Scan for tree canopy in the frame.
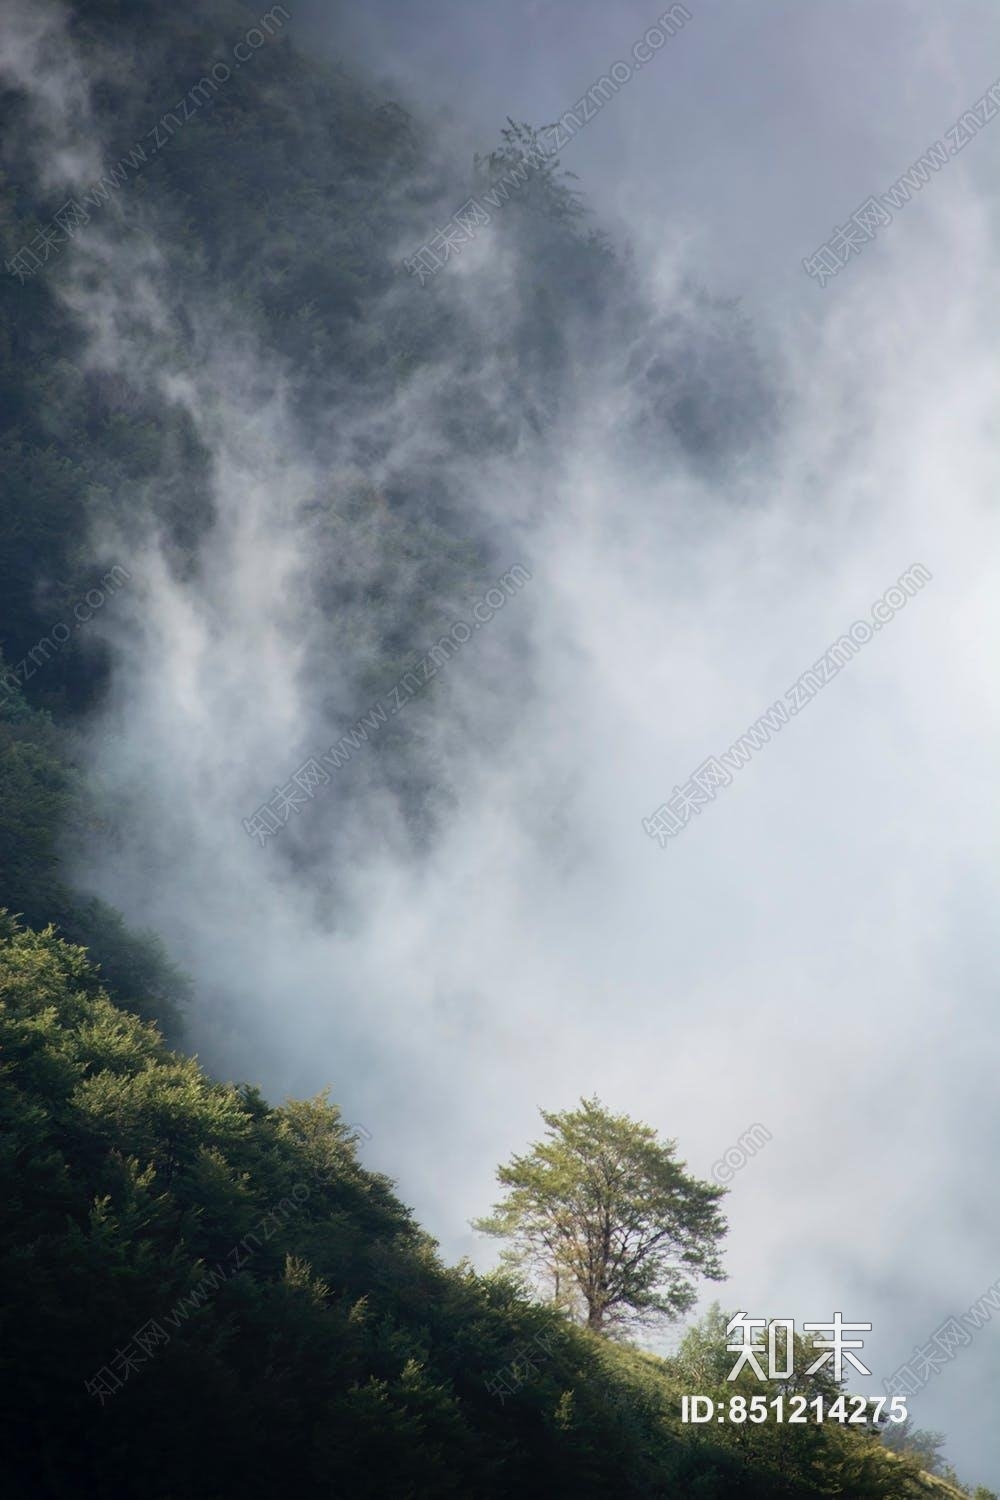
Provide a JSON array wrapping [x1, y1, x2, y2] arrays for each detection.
[[0, 0, 986, 1491], [474, 1095, 727, 1333], [0, 919, 971, 1498]]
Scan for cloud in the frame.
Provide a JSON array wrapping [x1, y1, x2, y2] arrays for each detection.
[[8, 0, 999, 1484]]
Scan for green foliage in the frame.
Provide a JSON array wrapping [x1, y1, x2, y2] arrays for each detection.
[[0, 663, 189, 1035], [474, 118, 588, 229], [881, 1417, 947, 1472], [475, 1095, 727, 1333], [0, 0, 977, 1492], [670, 1306, 931, 1499], [0, 921, 957, 1499]]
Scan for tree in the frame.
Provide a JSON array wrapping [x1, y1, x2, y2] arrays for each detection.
[[473, 119, 586, 229], [474, 1096, 727, 1335], [880, 1418, 947, 1473]]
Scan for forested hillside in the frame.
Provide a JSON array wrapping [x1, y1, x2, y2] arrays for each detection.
[[0, 0, 988, 1495], [0, 919, 970, 1497]]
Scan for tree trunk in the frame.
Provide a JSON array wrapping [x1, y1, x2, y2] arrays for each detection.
[[587, 1300, 605, 1332]]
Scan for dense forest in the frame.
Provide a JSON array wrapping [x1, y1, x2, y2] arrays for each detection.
[[0, 0, 991, 1494]]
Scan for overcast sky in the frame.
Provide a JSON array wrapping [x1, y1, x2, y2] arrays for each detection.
[[301, 0, 1000, 318], [9, 0, 997, 1483], [273, 6, 1000, 1476]]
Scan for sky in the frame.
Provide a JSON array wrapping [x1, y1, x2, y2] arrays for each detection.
[[4, 0, 998, 1484], [288, 5, 1000, 1474], [303, 0, 1000, 317]]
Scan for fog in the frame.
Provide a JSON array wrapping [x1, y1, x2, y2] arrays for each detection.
[[5, 0, 998, 1482]]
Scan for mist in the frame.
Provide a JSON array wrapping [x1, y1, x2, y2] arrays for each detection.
[[4, 0, 998, 1483]]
